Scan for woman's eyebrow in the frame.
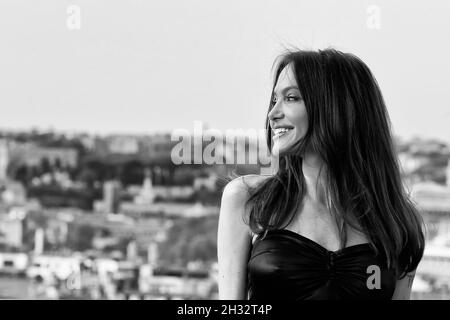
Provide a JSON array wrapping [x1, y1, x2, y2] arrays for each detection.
[[282, 86, 300, 93], [274, 85, 300, 95]]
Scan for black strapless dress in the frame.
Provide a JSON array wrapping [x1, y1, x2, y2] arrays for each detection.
[[247, 229, 397, 300]]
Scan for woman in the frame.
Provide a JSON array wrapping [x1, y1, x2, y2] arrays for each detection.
[[217, 49, 425, 300]]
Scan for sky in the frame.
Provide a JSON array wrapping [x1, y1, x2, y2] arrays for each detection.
[[0, 0, 449, 142]]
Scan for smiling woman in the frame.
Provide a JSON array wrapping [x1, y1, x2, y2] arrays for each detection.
[[217, 48, 425, 300], [269, 67, 308, 155]]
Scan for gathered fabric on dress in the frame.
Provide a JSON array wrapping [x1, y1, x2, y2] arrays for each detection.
[[247, 229, 397, 300]]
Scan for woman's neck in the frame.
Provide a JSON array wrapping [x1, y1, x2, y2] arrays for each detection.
[[302, 151, 327, 206]]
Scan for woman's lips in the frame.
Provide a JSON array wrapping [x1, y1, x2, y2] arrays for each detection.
[[273, 128, 293, 139]]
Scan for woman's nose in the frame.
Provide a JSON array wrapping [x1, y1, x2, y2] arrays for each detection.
[[268, 101, 284, 121]]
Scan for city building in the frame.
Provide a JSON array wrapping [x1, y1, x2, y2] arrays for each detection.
[[0, 210, 26, 248], [1, 180, 27, 205], [138, 264, 217, 299], [94, 180, 121, 214], [26, 253, 83, 282], [9, 141, 78, 168], [193, 174, 218, 192], [107, 136, 139, 155], [0, 139, 9, 181], [0, 252, 28, 275], [411, 181, 450, 238], [409, 162, 450, 297], [134, 169, 155, 205]]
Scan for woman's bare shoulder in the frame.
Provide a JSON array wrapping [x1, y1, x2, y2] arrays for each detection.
[[241, 174, 272, 187], [220, 175, 271, 237], [223, 174, 271, 195], [220, 174, 267, 218], [218, 175, 271, 299]]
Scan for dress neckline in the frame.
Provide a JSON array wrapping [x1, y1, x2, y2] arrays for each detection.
[[256, 228, 373, 255]]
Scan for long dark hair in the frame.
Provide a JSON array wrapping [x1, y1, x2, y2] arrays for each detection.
[[242, 48, 425, 279]]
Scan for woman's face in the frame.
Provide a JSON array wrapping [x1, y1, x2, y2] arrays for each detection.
[[268, 63, 308, 156]]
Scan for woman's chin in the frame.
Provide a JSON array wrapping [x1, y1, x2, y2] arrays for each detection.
[[272, 142, 293, 156]]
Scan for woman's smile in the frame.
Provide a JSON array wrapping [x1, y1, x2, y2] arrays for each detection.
[[273, 128, 293, 139]]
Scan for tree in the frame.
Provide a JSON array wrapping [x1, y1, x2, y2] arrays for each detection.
[[14, 164, 29, 185], [67, 223, 96, 251], [120, 160, 144, 186], [158, 216, 218, 266], [78, 168, 98, 189], [40, 157, 52, 174]]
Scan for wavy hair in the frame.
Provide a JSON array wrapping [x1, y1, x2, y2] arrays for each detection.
[[241, 49, 425, 279]]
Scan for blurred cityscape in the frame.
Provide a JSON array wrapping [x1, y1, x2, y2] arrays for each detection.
[[0, 129, 449, 299]]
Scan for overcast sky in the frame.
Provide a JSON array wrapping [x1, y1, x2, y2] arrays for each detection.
[[1, 0, 449, 142]]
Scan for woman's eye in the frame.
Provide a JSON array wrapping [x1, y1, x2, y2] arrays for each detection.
[[286, 95, 300, 102]]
